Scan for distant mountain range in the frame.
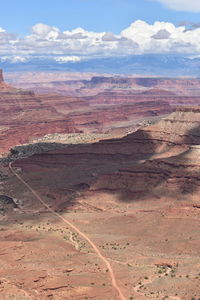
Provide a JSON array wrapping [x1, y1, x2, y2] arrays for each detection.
[[1, 54, 200, 76]]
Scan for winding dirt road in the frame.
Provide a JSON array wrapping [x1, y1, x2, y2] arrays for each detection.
[[133, 266, 181, 300], [9, 162, 127, 300]]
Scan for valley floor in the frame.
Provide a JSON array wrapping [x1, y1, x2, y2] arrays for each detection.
[[0, 181, 200, 299]]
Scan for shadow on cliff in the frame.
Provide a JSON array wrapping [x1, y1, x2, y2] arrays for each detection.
[[2, 122, 200, 219], [1, 129, 161, 215], [182, 123, 200, 145], [110, 123, 200, 203]]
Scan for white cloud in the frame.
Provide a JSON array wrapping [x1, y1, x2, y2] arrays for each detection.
[[102, 32, 119, 42], [54, 56, 81, 63], [1, 21, 200, 62], [120, 20, 200, 54], [0, 55, 28, 63], [152, 29, 171, 39], [152, 0, 200, 12], [32, 23, 60, 39]]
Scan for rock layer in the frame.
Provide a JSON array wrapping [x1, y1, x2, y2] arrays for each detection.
[[0, 70, 78, 153], [91, 107, 200, 198], [7, 105, 200, 204], [1, 73, 200, 300], [0, 70, 177, 153]]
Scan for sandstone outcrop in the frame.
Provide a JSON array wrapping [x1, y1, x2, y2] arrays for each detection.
[[92, 145, 200, 198], [90, 107, 200, 198], [83, 76, 200, 97], [0, 70, 78, 153], [1, 69, 200, 200], [8, 105, 200, 203], [1, 72, 200, 300], [7, 71, 200, 99], [0, 70, 177, 153]]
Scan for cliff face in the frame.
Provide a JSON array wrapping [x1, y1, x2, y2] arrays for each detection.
[[70, 106, 198, 157], [0, 71, 78, 153], [2, 68, 197, 155], [92, 145, 200, 199], [0, 70, 176, 153], [66, 100, 172, 133], [4, 71, 200, 139], [137, 106, 200, 145], [7, 72, 200, 99], [6, 104, 200, 215], [2, 72, 200, 300], [42, 106, 199, 158], [90, 107, 200, 198], [80, 76, 200, 98], [10, 110, 200, 209]]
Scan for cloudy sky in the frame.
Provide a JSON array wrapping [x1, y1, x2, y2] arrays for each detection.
[[1, 0, 200, 62]]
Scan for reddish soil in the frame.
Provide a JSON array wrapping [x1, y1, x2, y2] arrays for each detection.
[[0, 70, 200, 299], [0, 105, 200, 299]]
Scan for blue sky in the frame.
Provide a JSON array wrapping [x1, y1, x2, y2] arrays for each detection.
[[1, 0, 200, 35]]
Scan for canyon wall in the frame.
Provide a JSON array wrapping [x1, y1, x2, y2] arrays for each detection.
[[0, 70, 177, 153], [90, 107, 200, 198], [0, 71, 79, 153]]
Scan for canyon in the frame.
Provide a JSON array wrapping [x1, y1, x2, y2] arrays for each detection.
[[0, 69, 177, 153], [0, 70, 200, 299], [6, 72, 200, 97], [2, 70, 200, 154]]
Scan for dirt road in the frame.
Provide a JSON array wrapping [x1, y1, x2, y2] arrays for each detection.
[[9, 162, 127, 300]]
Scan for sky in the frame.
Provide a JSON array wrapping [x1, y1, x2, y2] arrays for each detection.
[[1, 0, 200, 62], [1, 0, 200, 35]]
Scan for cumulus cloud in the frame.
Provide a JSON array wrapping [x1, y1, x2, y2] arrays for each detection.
[[151, 0, 200, 12], [1, 21, 200, 62], [102, 32, 119, 42], [152, 29, 171, 39], [32, 24, 54, 36], [120, 20, 200, 54]]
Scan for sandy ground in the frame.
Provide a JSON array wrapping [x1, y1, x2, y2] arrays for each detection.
[[0, 138, 199, 299], [1, 186, 200, 300]]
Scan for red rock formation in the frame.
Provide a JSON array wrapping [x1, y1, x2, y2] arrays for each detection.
[[86, 91, 200, 107], [89, 107, 200, 198], [2, 72, 200, 300], [0, 71, 79, 153], [10, 105, 200, 206], [92, 145, 200, 199], [2, 69, 200, 155], [66, 100, 172, 133], [85, 76, 200, 97], [7, 72, 200, 98]]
